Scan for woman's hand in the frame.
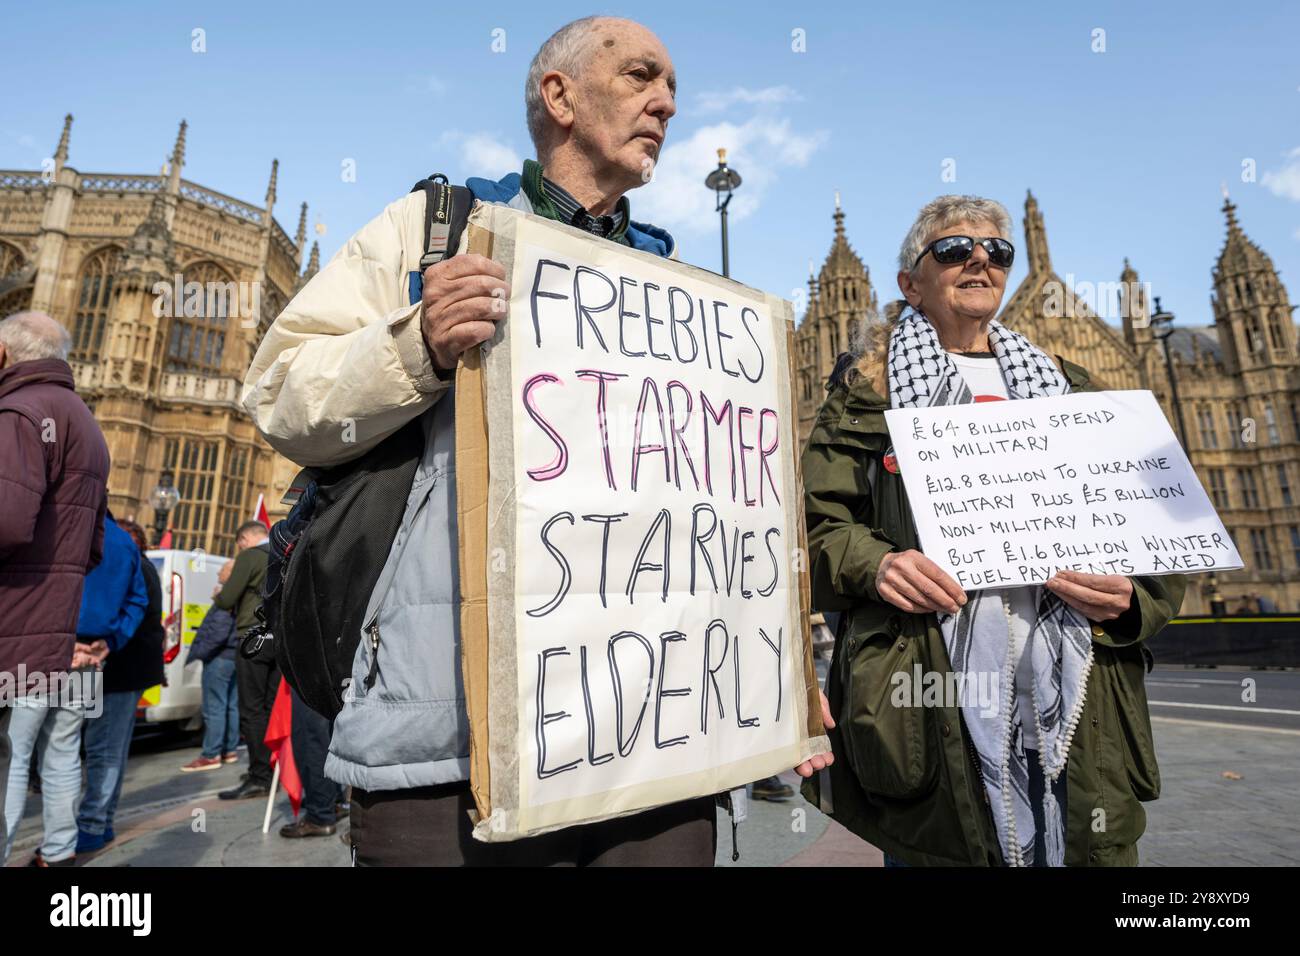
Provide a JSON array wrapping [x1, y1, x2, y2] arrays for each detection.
[[876, 550, 967, 615], [1045, 569, 1134, 622], [794, 690, 836, 779]]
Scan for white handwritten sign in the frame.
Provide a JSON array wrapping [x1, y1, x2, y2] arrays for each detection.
[[883, 390, 1243, 591], [459, 204, 827, 841]]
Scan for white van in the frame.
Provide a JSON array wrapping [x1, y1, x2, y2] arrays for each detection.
[[138, 549, 233, 728]]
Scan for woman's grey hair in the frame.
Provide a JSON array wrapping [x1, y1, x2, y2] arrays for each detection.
[[525, 16, 620, 153], [0, 311, 72, 362], [897, 195, 1012, 275]]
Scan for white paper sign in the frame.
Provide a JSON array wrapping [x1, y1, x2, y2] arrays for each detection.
[[883, 389, 1243, 591], [477, 209, 824, 837]]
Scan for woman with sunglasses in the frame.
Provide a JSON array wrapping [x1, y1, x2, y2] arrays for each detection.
[[794, 195, 1184, 866]]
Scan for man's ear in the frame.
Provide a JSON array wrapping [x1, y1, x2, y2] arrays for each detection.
[[897, 270, 923, 309], [0, 343, 7, 370], [540, 70, 576, 135]]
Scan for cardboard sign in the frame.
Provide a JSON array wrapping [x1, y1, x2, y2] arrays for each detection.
[[456, 204, 827, 842], [883, 389, 1243, 590]]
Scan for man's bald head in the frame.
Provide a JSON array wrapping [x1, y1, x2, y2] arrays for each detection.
[[525, 17, 676, 194], [0, 311, 72, 369]]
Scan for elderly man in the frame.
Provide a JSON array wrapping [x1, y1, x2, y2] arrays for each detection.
[[243, 17, 715, 866], [6, 510, 145, 865], [0, 311, 110, 862]]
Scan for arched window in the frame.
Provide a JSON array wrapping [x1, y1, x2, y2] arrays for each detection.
[[166, 261, 234, 375], [0, 240, 25, 282], [0, 241, 32, 317], [1269, 310, 1286, 350], [69, 246, 121, 363], [161, 436, 219, 553]]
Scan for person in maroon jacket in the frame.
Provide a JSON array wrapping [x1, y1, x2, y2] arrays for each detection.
[[0, 311, 110, 848]]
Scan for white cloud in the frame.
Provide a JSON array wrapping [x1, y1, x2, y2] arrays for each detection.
[[461, 134, 523, 178], [696, 85, 802, 113], [634, 116, 828, 236], [436, 131, 523, 180], [1262, 146, 1300, 201]]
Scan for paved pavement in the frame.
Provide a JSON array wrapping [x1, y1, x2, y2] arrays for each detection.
[[4, 665, 1295, 867], [1140, 665, 1300, 866]]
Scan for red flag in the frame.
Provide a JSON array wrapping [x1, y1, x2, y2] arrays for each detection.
[[253, 493, 270, 532], [264, 678, 302, 815], [158, 530, 173, 549]]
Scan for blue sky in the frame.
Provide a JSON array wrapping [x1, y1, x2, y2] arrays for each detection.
[[4, 1, 1298, 331]]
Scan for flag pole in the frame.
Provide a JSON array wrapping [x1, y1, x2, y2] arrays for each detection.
[[262, 760, 281, 835]]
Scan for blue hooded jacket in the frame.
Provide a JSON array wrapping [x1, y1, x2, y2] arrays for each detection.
[[76, 515, 148, 653], [464, 171, 675, 257]]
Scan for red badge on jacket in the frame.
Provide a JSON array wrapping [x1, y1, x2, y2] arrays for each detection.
[[883, 448, 899, 474]]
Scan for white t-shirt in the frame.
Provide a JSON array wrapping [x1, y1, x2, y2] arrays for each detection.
[[950, 352, 1040, 749]]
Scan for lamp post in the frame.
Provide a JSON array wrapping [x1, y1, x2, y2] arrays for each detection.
[[148, 470, 180, 547], [1148, 297, 1191, 451], [704, 147, 792, 803], [704, 148, 741, 279], [1150, 298, 1223, 613]]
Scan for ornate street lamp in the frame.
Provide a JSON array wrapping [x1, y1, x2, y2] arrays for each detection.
[[148, 470, 180, 547], [704, 148, 742, 279], [1148, 297, 1191, 451]]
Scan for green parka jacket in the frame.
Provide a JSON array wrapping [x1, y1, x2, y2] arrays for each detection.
[[800, 355, 1186, 866]]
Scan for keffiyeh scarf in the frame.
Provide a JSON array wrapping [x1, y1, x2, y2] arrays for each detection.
[[887, 305, 1094, 867]]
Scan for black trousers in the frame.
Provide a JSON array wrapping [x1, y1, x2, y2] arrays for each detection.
[[1025, 748, 1068, 867], [235, 652, 280, 787], [349, 782, 717, 867], [289, 686, 341, 825]]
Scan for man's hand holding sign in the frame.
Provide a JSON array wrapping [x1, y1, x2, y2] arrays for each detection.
[[421, 254, 509, 373]]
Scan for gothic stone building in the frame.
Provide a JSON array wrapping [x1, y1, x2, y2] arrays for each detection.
[[0, 116, 319, 556], [794, 192, 1299, 615]]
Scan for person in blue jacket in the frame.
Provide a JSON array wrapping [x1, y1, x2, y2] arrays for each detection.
[[76, 518, 163, 854]]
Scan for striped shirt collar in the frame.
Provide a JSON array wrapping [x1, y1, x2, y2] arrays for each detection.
[[541, 175, 627, 239]]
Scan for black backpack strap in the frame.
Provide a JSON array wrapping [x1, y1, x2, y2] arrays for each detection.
[[410, 173, 475, 270]]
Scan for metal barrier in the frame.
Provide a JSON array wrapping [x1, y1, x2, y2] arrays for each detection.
[[1151, 616, 1300, 668]]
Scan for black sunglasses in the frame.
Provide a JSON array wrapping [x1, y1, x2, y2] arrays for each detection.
[[913, 235, 1015, 271]]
